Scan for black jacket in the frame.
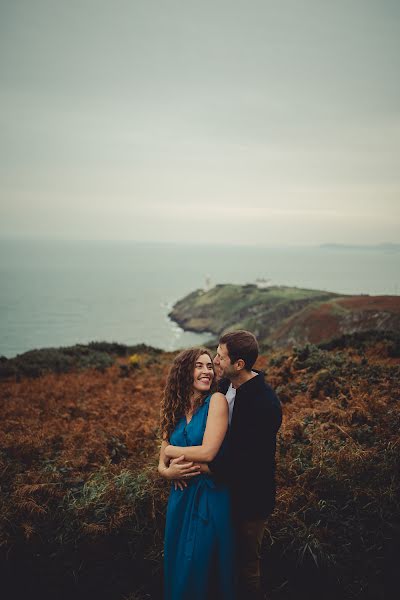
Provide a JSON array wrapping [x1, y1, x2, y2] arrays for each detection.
[[209, 371, 282, 520]]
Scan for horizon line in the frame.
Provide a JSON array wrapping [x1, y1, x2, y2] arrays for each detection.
[[0, 236, 399, 249]]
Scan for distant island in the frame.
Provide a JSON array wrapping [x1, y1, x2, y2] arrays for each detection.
[[169, 284, 400, 349], [319, 242, 400, 252]]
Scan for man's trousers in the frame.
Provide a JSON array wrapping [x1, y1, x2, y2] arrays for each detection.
[[236, 518, 267, 600]]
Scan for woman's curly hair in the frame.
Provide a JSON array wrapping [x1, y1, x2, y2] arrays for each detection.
[[160, 347, 216, 440]]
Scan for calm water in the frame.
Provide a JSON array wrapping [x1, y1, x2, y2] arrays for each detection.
[[0, 239, 399, 358]]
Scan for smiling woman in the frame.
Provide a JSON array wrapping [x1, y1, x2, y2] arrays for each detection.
[[158, 347, 235, 600], [192, 353, 215, 399]]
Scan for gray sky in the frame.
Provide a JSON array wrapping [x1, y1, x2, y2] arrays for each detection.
[[1, 0, 399, 245]]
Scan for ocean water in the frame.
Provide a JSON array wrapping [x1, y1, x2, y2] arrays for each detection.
[[0, 239, 399, 358]]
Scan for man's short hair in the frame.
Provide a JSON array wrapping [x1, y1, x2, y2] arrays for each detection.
[[219, 330, 259, 371]]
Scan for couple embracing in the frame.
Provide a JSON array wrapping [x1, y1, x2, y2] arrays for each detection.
[[158, 330, 283, 600]]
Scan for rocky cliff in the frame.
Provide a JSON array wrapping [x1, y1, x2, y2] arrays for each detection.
[[169, 284, 400, 348]]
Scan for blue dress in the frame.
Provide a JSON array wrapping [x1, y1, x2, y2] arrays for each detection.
[[164, 393, 236, 600]]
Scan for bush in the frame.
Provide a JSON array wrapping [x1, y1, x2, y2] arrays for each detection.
[[0, 345, 114, 380]]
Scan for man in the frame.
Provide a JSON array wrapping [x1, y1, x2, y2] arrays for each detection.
[[210, 330, 282, 600]]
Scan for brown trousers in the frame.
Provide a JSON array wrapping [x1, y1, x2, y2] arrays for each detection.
[[236, 518, 267, 600]]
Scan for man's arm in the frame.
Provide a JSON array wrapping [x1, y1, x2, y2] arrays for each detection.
[[207, 444, 229, 478], [209, 389, 282, 481], [230, 393, 282, 483]]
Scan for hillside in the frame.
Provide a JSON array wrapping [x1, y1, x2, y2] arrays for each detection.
[[169, 284, 400, 348], [0, 334, 399, 599]]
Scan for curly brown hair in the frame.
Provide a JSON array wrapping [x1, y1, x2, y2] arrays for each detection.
[[160, 347, 216, 440]]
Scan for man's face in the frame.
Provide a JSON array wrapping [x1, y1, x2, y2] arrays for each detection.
[[213, 343, 235, 380]]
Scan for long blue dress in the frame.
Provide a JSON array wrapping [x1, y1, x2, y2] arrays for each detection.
[[164, 393, 236, 600]]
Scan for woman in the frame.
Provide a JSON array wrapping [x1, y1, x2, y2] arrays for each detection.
[[158, 347, 235, 600]]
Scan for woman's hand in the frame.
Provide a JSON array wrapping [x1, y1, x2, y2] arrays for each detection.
[[167, 455, 201, 481]]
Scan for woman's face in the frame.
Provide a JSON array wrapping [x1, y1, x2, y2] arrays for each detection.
[[192, 353, 214, 393]]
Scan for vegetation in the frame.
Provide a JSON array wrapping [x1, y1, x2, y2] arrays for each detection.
[[0, 332, 399, 599], [0, 342, 163, 380]]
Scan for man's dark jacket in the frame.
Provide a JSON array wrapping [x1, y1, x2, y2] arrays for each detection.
[[209, 371, 282, 521]]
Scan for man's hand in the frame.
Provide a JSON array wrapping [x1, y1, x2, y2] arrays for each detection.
[[174, 479, 187, 491]]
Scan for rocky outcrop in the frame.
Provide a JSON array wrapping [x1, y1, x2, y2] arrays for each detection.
[[169, 284, 400, 349]]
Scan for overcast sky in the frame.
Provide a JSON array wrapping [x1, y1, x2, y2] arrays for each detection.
[[0, 0, 399, 246]]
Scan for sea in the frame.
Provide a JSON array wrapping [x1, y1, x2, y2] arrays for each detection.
[[0, 239, 399, 359]]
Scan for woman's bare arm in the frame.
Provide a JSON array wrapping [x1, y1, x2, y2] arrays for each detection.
[[158, 439, 201, 481], [165, 393, 228, 463]]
